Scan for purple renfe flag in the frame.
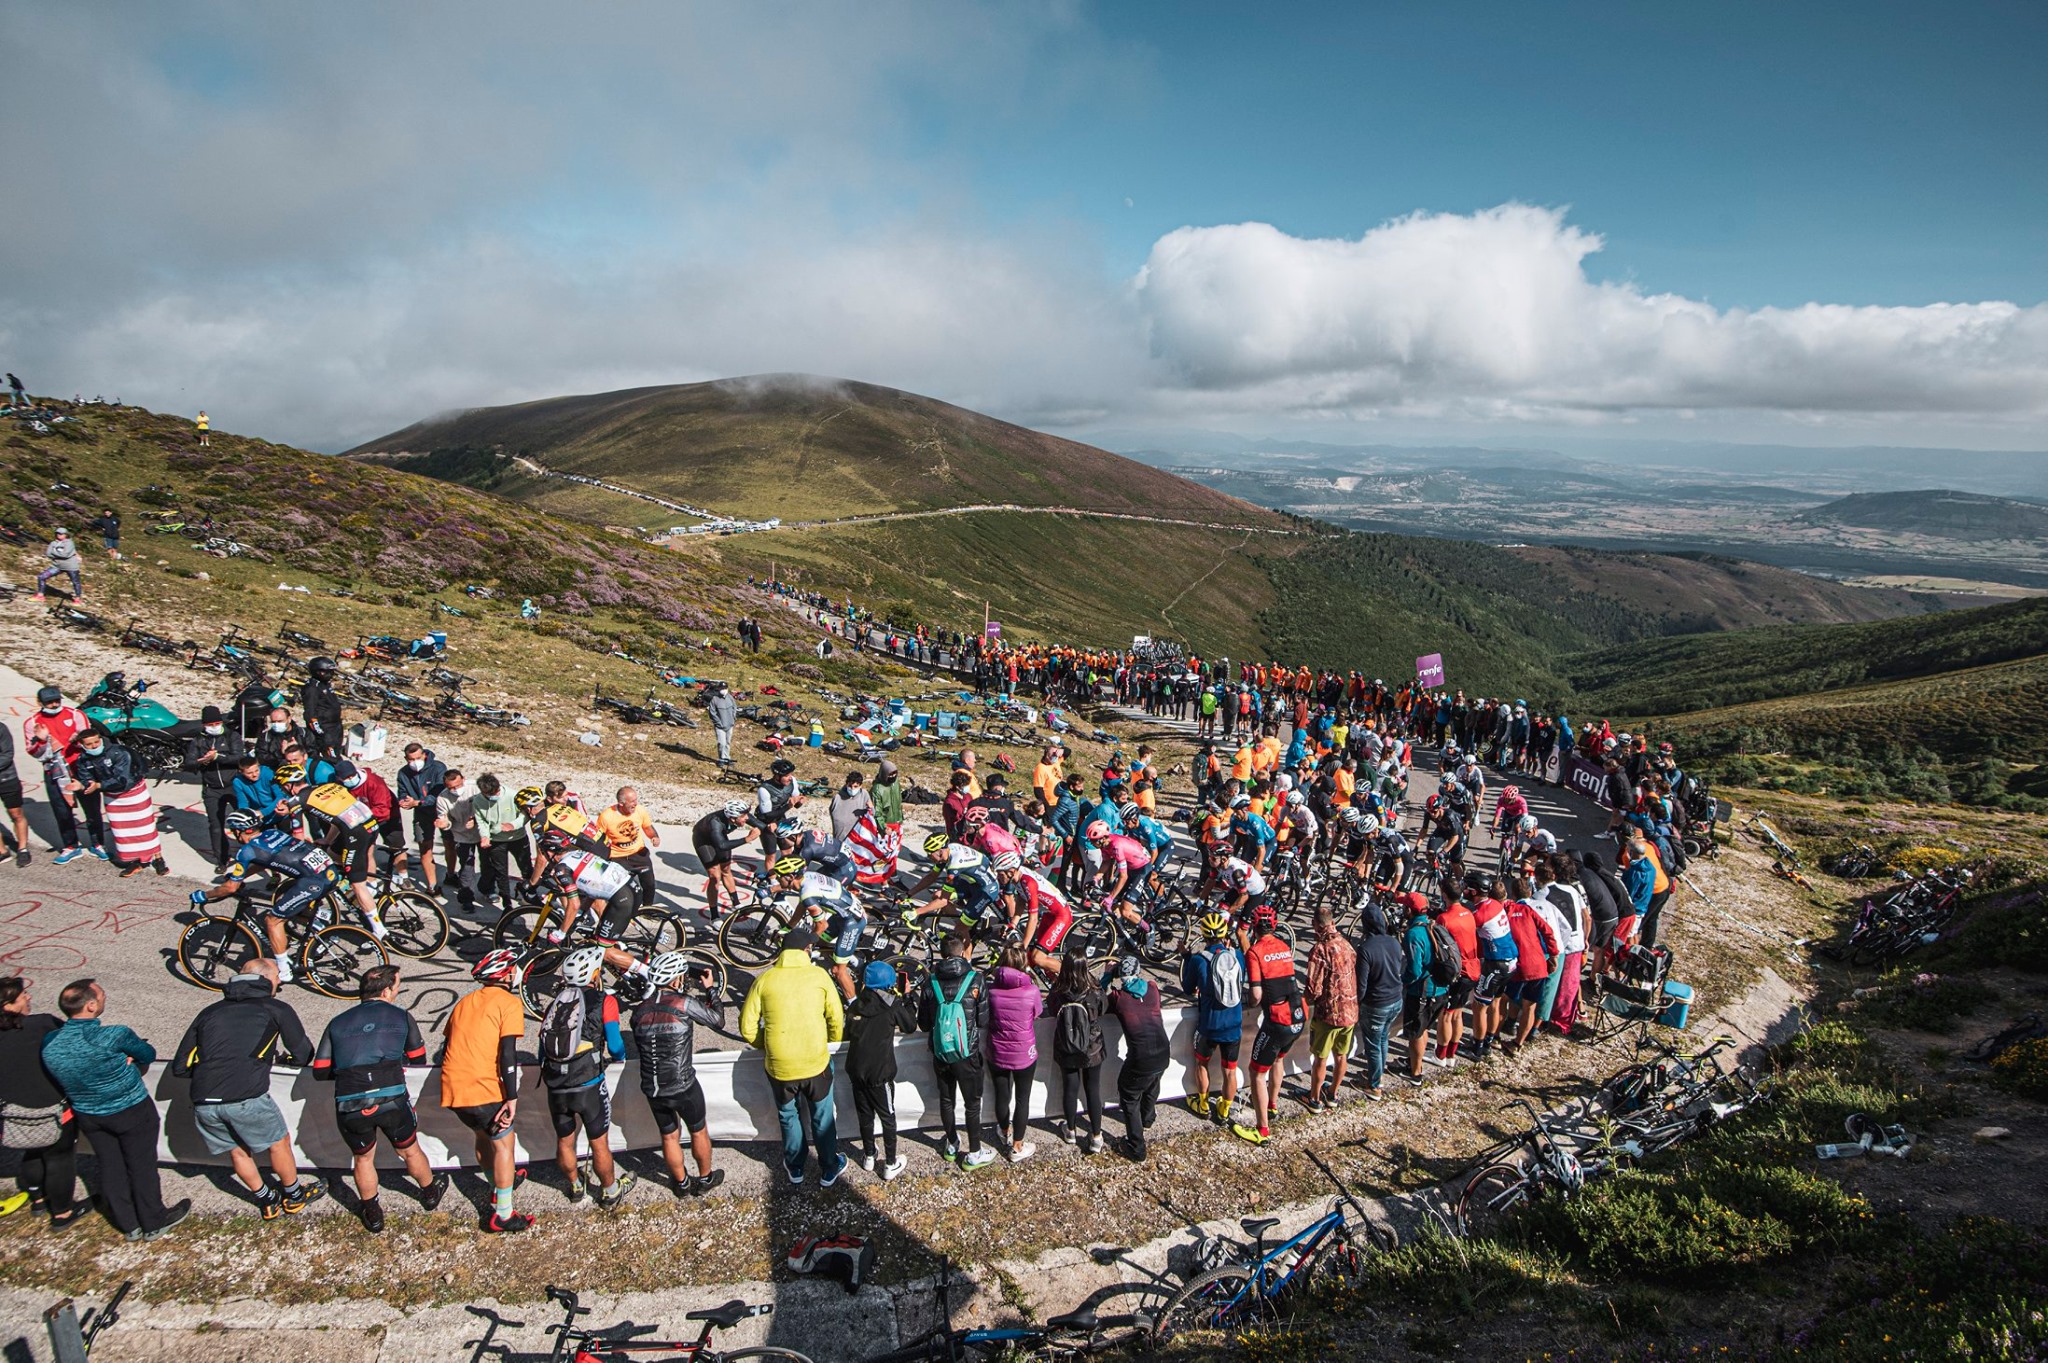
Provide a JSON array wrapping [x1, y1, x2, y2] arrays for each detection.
[[1416, 653, 1446, 689]]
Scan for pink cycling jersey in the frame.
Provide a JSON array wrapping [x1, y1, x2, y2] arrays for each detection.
[[1103, 833, 1151, 872]]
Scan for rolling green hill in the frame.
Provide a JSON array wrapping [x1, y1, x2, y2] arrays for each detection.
[[1796, 488, 2048, 539], [1562, 595, 2048, 717], [348, 375, 1286, 528]]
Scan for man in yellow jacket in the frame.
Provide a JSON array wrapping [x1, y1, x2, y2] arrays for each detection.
[[739, 926, 847, 1187]]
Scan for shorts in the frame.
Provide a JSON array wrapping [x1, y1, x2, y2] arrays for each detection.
[[340, 829, 376, 884], [1512, 977, 1550, 1005], [1401, 992, 1444, 1039], [452, 1102, 514, 1138], [336, 1097, 419, 1155], [1310, 1019, 1355, 1058], [1474, 960, 1515, 1003], [1193, 1032, 1241, 1065], [271, 871, 338, 919], [1442, 976, 1476, 1010], [693, 839, 731, 871], [410, 808, 438, 851], [0, 777, 21, 813], [377, 818, 407, 854], [1032, 902, 1073, 954], [547, 1082, 612, 1139], [193, 1094, 290, 1156], [826, 909, 867, 965], [646, 1082, 708, 1136], [1251, 1021, 1303, 1072]]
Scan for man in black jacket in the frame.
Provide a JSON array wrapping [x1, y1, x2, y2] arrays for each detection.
[[393, 744, 447, 893], [171, 958, 326, 1218], [846, 959, 917, 1179], [254, 707, 312, 769], [916, 936, 994, 1169], [300, 657, 344, 758], [630, 952, 727, 1197], [185, 705, 246, 871]]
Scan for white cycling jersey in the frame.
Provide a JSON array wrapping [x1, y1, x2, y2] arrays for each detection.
[[556, 849, 632, 901]]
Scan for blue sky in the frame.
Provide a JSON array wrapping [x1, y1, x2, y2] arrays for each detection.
[[1, 1, 2043, 450]]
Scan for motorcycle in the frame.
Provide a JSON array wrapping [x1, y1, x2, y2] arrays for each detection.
[[82, 672, 199, 774]]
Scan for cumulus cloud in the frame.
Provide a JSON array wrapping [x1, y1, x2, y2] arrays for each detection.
[[1133, 205, 2048, 420]]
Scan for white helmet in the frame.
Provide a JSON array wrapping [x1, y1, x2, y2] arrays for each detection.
[[992, 851, 1022, 873], [1518, 813, 1539, 834], [646, 951, 696, 989], [1286, 789, 1306, 807], [722, 798, 747, 821], [559, 946, 606, 988]]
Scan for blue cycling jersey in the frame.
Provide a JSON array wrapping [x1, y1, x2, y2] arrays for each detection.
[[1234, 812, 1277, 849], [1134, 815, 1175, 857], [232, 829, 335, 881]]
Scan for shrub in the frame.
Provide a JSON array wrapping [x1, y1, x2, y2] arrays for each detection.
[[1865, 974, 1995, 1033], [1991, 1037, 2048, 1101], [1891, 845, 1966, 877]]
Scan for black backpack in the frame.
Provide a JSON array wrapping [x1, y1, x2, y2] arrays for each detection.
[[1424, 919, 1463, 989]]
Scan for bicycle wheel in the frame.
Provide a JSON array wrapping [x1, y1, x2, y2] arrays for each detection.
[[719, 1349, 816, 1363], [674, 947, 733, 1006], [1140, 905, 1190, 967], [1063, 910, 1116, 964], [1154, 1264, 1273, 1340], [1456, 1160, 1533, 1238], [379, 890, 449, 958], [177, 915, 263, 991], [492, 900, 559, 950], [616, 909, 684, 960], [300, 924, 388, 998], [719, 903, 790, 967], [521, 947, 566, 1019]]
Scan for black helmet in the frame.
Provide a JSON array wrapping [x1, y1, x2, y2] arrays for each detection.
[[307, 656, 338, 678], [770, 758, 797, 777]]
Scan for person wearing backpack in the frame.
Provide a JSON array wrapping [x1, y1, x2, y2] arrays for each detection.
[[1502, 876, 1561, 1052], [1399, 892, 1448, 1086], [1178, 912, 1245, 1127], [739, 925, 848, 1187], [1105, 955, 1169, 1161], [916, 934, 994, 1170], [844, 960, 916, 1181], [1046, 949, 1107, 1152], [1431, 889, 1481, 1063], [1304, 912, 1358, 1110], [1531, 855, 1588, 1035], [986, 944, 1044, 1163], [538, 947, 635, 1209]]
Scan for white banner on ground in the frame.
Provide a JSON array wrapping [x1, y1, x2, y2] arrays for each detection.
[[143, 1003, 1328, 1169]]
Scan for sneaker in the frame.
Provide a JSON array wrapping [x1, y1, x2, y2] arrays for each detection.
[[785, 1165, 805, 1186], [120, 861, 146, 878], [1402, 1072, 1426, 1087], [483, 1210, 534, 1234], [1084, 1134, 1106, 1155], [420, 1174, 450, 1212], [281, 1177, 326, 1213], [565, 1180, 586, 1203], [1231, 1123, 1269, 1146], [1366, 1087, 1385, 1102], [686, 1170, 726, 1198], [14, 849, 30, 867], [360, 1197, 386, 1233], [89, 846, 109, 861], [597, 1171, 638, 1209], [880, 1157, 907, 1182], [259, 1193, 285, 1221], [859, 1153, 876, 1173], [959, 1147, 996, 1170], [143, 1200, 192, 1240], [1008, 1142, 1036, 1163], [154, 859, 169, 876], [941, 1141, 960, 1164], [1299, 1094, 1325, 1113], [1053, 1120, 1073, 1144], [820, 1157, 848, 1189], [54, 848, 84, 865], [1188, 1093, 1211, 1119]]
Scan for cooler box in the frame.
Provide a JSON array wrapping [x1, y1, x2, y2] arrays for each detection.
[[1657, 980, 1694, 1030]]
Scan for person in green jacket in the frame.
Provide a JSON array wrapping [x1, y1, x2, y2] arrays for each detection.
[[739, 927, 847, 1187], [471, 774, 531, 918], [869, 760, 904, 832]]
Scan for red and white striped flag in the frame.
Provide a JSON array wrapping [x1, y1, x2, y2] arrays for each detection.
[[846, 810, 901, 886]]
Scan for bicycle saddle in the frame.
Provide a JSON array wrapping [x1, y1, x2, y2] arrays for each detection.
[[1239, 1216, 1281, 1238], [685, 1300, 756, 1329], [1046, 1307, 1099, 1332]]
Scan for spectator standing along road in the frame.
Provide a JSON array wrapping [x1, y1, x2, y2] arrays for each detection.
[[596, 786, 660, 908], [1106, 956, 1169, 1162], [739, 927, 847, 1186], [0, 719, 32, 867], [33, 528, 85, 600], [39, 979, 190, 1240], [0, 977, 81, 1227], [185, 706, 245, 872], [312, 963, 449, 1233], [844, 959, 915, 1180], [706, 682, 738, 766]]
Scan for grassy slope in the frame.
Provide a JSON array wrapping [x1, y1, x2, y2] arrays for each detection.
[[1511, 544, 1935, 630], [347, 376, 1287, 527], [1563, 595, 2048, 717]]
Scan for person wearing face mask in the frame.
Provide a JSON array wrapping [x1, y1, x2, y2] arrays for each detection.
[[435, 769, 479, 911], [25, 688, 104, 865], [300, 657, 344, 759], [231, 753, 292, 834], [253, 708, 310, 770], [67, 732, 165, 877], [393, 744, 446, 895], [185, 705, 247, 872]]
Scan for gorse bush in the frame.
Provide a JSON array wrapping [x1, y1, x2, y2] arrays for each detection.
[[1990, 1037, 2048, 1102]]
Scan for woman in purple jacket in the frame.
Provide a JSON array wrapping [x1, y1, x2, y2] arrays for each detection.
[[986, 945, 1043, 1162]]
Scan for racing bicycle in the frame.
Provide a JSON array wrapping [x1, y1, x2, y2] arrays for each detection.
[[176, 881, 388, 999], [535, 1285, 809, 1363]]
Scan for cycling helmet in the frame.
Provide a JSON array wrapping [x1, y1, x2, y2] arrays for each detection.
[[923, 832, 952, 856], [1250, 904, 1279, 931], [1228, 794, 1251, 810], [722, 799, 747, 821], [1285, 790, 1306, 808], [1199, 911, 1231, 940], [1084, 820, 1112, 845], [991, 851, 1022, 873], [1501, 785, 1521, 802], [472, 948, 527, 987], [1356, 813, 1385, 837], [773, 855, 807, 877], [646, 951, 695, 989], [539, 827, 574, 853], [515, 786, 544, 808], [1116, 801, 1141, 825], [274, 763, 307, 784], [1341, 806, 1369, 830], [1518, 814, 1539, 834], [559, 946, 606, 988], [307, 656, 338, 678], [963, 805, 990, 828], [769, 759, 797, 777], [224, 808, 263, 832]]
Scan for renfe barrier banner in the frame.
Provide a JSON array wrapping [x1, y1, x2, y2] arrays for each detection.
[[1416, 653, 1446, 689], [134, 1002, 1324, 1170], [1562, 753, 1616, 809]]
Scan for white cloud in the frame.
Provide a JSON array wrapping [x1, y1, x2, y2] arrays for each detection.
[[1133, 204, 2048, 421]]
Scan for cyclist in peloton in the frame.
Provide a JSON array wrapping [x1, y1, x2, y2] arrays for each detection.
[[1088, 819, 1153, 944], [278, 762, 387, 942], [526, 827, 654, 988], [1212, 853, 1271, 926], [989, 849, 1073, 976], [783, 825, 858, 886], [1120, 800, 1177, 895], [902, 832, 1007, 942], [1228, 794, 1278, 873], [190, 809, 342, 984], [768, 854, 867, 1000]]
